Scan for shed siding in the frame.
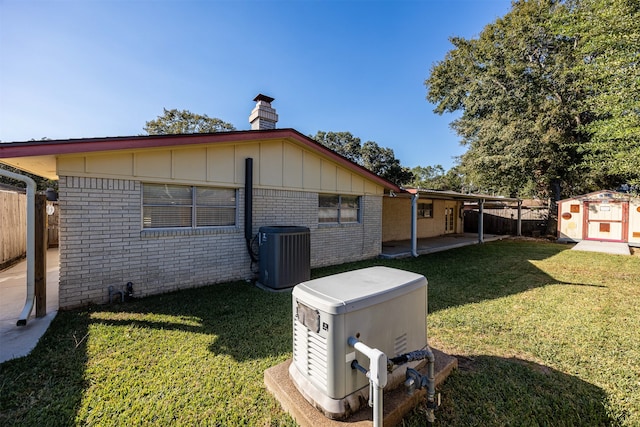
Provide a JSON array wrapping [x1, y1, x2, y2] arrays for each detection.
[[57, 176, 383, 309], [631, 199, 640, 245], [557, 199, 584, 241], [558, 191, 640, 245]]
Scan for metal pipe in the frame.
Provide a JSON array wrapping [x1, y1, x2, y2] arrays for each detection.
[[348, 336, 387, 427], [0, 169, 36, 326], [390, 346, 438, 425], [411, 193, 419, 257]]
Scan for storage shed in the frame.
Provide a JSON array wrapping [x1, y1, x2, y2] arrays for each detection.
[[557, 190, 640, 246]]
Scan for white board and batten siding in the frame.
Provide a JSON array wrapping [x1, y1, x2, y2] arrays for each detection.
[[557, 190, 640, 246]]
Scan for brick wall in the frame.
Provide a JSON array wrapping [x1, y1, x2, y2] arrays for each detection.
[[251, 188, 382, 267], [58, 177, 383, 308], [313, 194, 382, 267]]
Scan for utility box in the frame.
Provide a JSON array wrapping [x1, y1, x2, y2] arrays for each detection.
[[258, 226, 310, 289], [289, 266, 428, 419]]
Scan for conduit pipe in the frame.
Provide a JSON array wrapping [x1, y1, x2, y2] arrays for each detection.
[[0, 169, 36, 326], [348, 336, 387, 427], [411, 192, 419, 257]]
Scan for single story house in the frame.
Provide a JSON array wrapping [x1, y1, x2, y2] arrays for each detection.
[[1, 95, 522, 309], [557, 190, 640, 246], [0, 96, 407, 309]]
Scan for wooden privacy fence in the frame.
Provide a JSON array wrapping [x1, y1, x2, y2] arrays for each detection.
[[464, 207, 549, 237], [1, 190, 27, 268], [0, 190, 59, 269]]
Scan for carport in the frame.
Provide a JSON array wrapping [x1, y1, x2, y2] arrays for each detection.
[[383, 189, 522, 258]]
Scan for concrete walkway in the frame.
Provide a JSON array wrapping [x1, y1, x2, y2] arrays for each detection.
[[571, 240, 631, 256], [381, 233, 507, 259], [0, 249, 59, 364]]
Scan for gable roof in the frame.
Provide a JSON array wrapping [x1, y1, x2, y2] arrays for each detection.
[[0, 128, 401, 192], [558, 190, 636, 203]]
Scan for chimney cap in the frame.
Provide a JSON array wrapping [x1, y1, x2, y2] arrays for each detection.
[[253, 93, 274, 103]]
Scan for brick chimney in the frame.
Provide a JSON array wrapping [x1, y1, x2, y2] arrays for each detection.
[[249, 94, 278, 130]]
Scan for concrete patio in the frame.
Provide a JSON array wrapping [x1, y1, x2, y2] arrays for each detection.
[[0, 248, 59, 363], [381, 233, 508, 258]]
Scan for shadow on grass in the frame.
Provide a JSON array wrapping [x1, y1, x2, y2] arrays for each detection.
[[0, 311, 90, 426], [405, 354, 617, 426], [94, 281, 293, 362], [0, 282, 292, 426], [313, 240, 594, 313]]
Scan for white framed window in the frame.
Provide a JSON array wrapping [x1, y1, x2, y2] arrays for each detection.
[[142, 183, 236, 229], [319, 194, 360, 224], [418, 202, 433, 218]]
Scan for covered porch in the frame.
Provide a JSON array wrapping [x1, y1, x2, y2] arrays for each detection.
[[381, 233, 508, 259], [382, 189, 522, 258]]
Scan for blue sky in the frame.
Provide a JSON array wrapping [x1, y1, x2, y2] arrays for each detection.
[[0, 0, 512, 170]]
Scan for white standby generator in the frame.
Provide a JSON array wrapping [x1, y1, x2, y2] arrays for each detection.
[[289, 266, 428, 419]]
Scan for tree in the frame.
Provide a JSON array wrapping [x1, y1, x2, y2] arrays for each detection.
[[310, 131, 363, 164], [361, 141, 414, 185], [144, 108, 236, 135], [310, 131, 414, 186], [426, 0, 593, 199], [409, 164, 464, 191], [427, 0, 640, 198], [566, 0, 640, 187]]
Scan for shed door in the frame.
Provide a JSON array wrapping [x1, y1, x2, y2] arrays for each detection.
[[583, 201, 628, 242]]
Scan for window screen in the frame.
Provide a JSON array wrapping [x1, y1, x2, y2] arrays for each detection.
[[318, 194, 360, 224], [418, 202, 433, 218], [143, 184, 236, 229]]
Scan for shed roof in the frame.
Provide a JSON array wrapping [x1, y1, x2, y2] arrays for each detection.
[[558, 190, 636, 203], [0, 128, 402, 192]]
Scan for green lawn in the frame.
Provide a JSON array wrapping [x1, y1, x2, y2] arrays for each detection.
[[1, 240, 638, 426]]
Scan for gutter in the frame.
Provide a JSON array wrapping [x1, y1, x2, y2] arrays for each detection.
[[0, 169, 36, 325]]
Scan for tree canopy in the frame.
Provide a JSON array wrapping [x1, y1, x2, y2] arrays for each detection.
[[144, 108, 236, 135], [426, 0, 640, 198], [408, 165, 464, 191], [310, 131, 414, 186]]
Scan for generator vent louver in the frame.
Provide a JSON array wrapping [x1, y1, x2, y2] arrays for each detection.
[[394, 333, 408, 356], [293, 320, 328, 389]]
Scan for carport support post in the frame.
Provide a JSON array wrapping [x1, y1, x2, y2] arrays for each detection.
[[517, 200, 522, 237], [478, 199, 485, 244], [411, 192, 419, 257], [35, 194, 47, 318]]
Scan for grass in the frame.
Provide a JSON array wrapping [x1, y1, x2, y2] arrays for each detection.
[[0, 240, 639, 426]]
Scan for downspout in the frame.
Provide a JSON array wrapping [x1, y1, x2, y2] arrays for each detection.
[[0, 169, 36, 326], [245, 158, 258, 262], [478, 198, 485, 244], [411, 192, 419, 257]]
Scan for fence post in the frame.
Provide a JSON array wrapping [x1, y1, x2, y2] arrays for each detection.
[[517, 200, 522, 236], [35, 194, 47, 318]]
